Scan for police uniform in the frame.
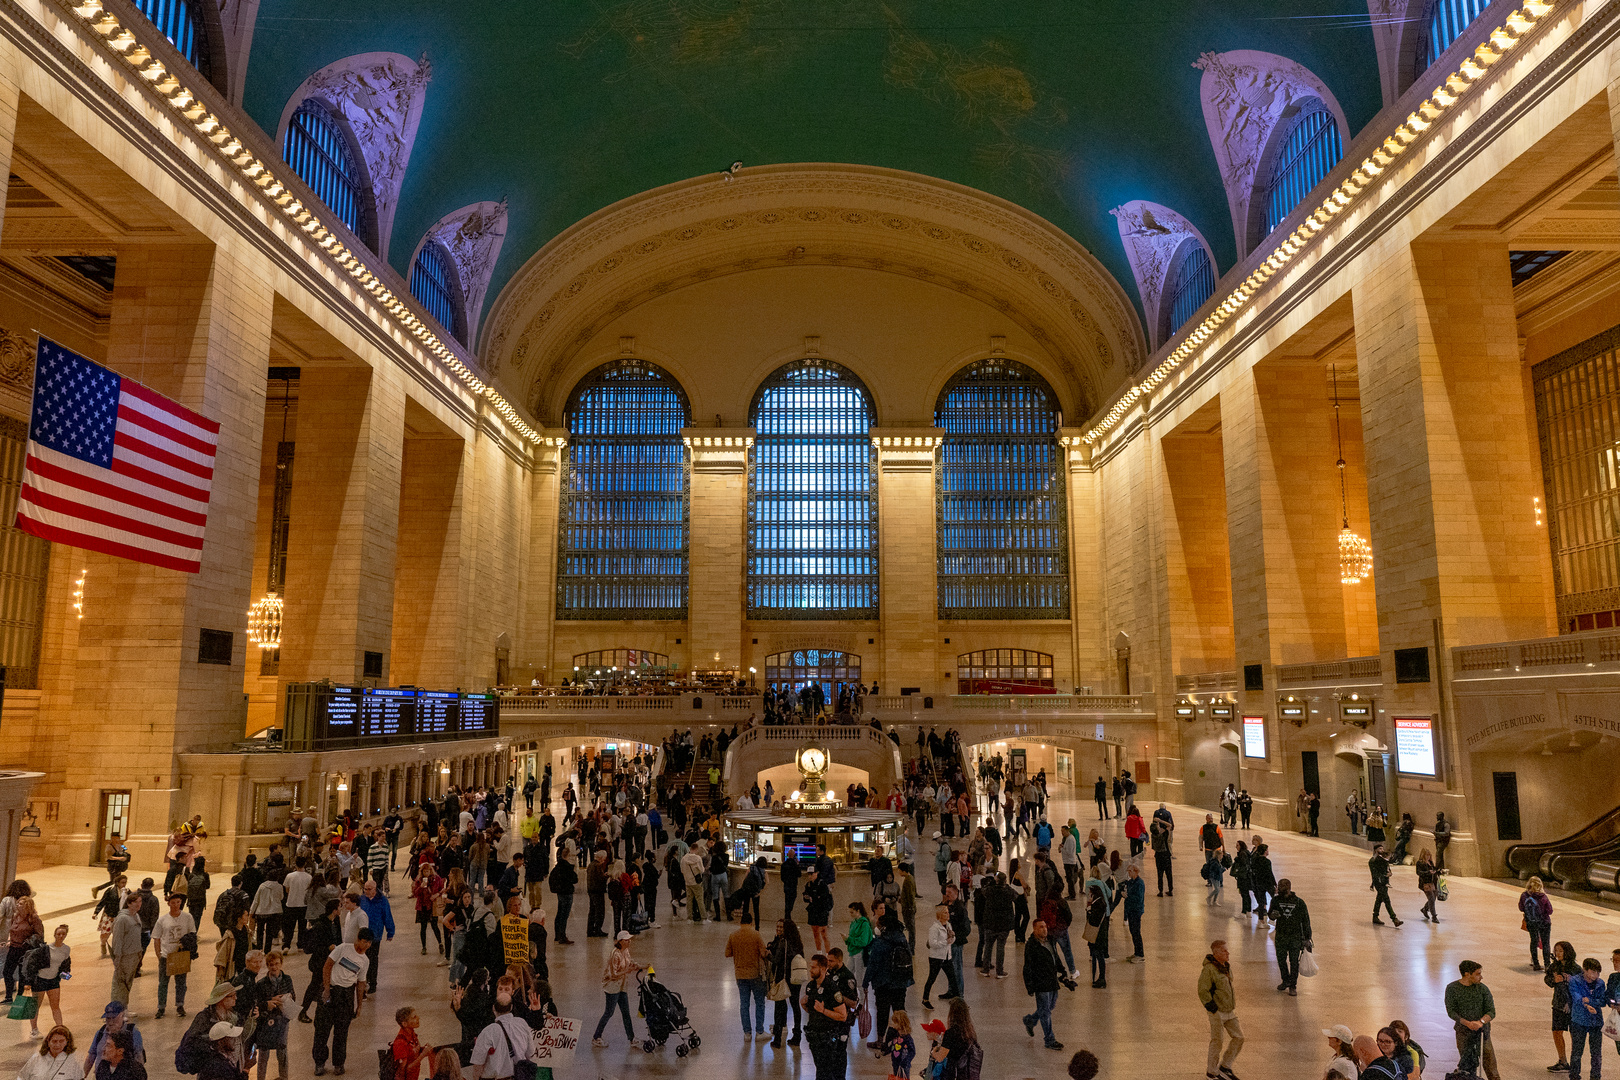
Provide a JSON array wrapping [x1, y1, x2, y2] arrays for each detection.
[[803, 974, 849, 1079]]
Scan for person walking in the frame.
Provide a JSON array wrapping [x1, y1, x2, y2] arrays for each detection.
[[109, 894, 143, 1006], [977, 872, 1014, 979], [1083, 876, 1111, 988], [1151, 816, 1173, 897], [920, 904, 957, 1010], [802, 952, 851, 1080], [1249, 843, 1275, 921], [590, 932, 641, 1048], [355, 880, 394, 994], [152, 893, 194, 1020], [1521, 877, 1554, 971], [725, 911, 770, 1041], [1434, 813, 1452, 872], [1446, 960, 1499, 1080], [1111, 775, 1124, 818], [1370, 846, 1403, 926], [780, 849, 801, 920], [1271, 879, 1312, 997], [862, 912, 911, 1047], [1060, 826, 1081, 900], [313, 928, 371, 1076], [1416, 849, 1440, 922], [1093, 777, 1108, 821], [1199, 939, 1243, 1080], [250, 876, 284, 953], [804, 868, 834, 955], [1021, 919, 1064, 1051], [1237, 790, 1252, 830], [1308, 792, 1321, 837], [19, 924, 69, 1039], [1125, 805, 1146, 858], [547, 855, 576, 945]]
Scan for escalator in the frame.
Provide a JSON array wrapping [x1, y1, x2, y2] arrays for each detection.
[[1504, 804, 1620, 888]]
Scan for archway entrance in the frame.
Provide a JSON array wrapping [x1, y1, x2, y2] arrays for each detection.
[[764, 649, 863, 710]]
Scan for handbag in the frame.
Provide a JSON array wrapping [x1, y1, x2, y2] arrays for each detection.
[[1299, 949, 1319, 978], [766, 978, 788, 1002], [166, 948, 192, 975], [497, 1014, 537, 1080], [7, 993, 38, 1020], [1081, 920, 1100, 944], [856, 989, 873, 1040]]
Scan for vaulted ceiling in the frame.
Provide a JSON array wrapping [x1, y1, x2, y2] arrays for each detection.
[[241, 1, 1384, 343]]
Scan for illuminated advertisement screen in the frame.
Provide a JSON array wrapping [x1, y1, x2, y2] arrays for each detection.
[[1394, 716, 1438, 777], [1242, 715, 1267, 758]]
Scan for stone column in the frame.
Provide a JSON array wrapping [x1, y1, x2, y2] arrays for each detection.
[[519, 434, 564, 680], [391, 435, 466, 687], [1352, 237, 1556, 874], [873, 430, 942, 694], [1062, 434, 1106, 690], [278, 365, 406, 687], [50, 243, 273, 867], [684, 431, 751, 673]]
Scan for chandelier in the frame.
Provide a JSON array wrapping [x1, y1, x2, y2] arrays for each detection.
[[247, 592, 282, 649], [1332, 364, 1373, 584]]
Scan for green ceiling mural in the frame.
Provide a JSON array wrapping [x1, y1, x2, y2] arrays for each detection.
[[243, 1, 1382, 339]]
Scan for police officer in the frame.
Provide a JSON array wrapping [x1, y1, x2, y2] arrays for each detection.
[[801, 952, 850, 1079]]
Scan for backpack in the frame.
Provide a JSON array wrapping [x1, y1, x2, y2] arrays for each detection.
[[463, 912, 495, 969], [378, 1047, 399, 1080], [175, 1028, 209, 1075], [885, 935, 914, 985]]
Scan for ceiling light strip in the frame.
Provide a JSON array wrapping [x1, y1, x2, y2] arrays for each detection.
[[65, 0, 542, 446], [1082, 0, 1552, 446]]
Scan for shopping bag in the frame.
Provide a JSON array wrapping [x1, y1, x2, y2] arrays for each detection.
[[1299, 949, 1319, 978], [1436, 872, 1450, 902], [8, 993, 38, 1020], [1603, 1006, 1620, 1043]]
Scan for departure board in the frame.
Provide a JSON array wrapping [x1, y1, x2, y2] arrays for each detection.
[[284, 683, 500, 751]]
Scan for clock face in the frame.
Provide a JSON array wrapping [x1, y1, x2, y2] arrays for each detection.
[[800, 747, 827, 774]]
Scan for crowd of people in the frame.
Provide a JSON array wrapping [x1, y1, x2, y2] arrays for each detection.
[[2, 729, 1610, 1080]]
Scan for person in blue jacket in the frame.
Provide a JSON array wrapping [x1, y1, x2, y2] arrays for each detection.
[[356, 879, 396, 994], [1568, 957, 1610, 1080], [1115, 863, 1146, 961]]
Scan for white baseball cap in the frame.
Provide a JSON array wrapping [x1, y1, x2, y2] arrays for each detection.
[[1322, 1025, 1354, 1045], [209, 1021, 244, 1041], [616, 930, 633, 941]]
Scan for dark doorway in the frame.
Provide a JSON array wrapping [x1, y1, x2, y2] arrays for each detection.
[[1301, 751, 1320, 797], [1493, 772, 1522, 841]]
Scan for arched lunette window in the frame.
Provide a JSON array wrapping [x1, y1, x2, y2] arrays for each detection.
[[1416, 0, 1492, 77], [1165, 241, 1216, 340], [936, 359, 1068, 619], [1262, 99, 1342, 238], [558, 361, 690, 619], [131, 0, 211, 81], [410, 241, 462, 343], [283, 99, 366, 241], [748, 360, 877, 619]]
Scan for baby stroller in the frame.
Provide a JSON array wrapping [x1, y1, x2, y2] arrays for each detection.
[[638, 968, 701, 1056]]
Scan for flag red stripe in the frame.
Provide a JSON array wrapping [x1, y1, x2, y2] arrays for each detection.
[[114, 431, 214, 482], [19, 484, 204, 550], [13, 513, 201, 573], [108, 455, 210, 504], [117, 402, 215, 457], [24, 453, 209, 527], [119, 379, 220, 436]]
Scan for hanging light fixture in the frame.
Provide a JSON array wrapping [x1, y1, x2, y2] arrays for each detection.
[[248, 373, 294, 650], [1332, 364, 1373, 584]]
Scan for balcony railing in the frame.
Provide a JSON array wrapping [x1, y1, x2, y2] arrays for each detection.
[[1274, 656, 1382, 688], [1175, 670, 1237, 693], [1454, 632, 1620, 677]]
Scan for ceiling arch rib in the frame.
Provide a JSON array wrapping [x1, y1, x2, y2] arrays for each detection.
[[480, 165, 1146, 424], [1111, 200, 1218, 351]]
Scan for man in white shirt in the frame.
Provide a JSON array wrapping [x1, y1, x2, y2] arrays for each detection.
[[314, 928, 371, 1076], [152, 892, 195, 1019], [459, 807, 475, 834], [339, 893, 368, 945], [282, 860, 313, 952], [468, 994, 532, 1079]]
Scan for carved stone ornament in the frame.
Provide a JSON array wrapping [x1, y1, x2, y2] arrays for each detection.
[[0, 327, 35, 393], [479, 164, 1147, 419], [278, 51, 432, 262], [1109, 200, 1214, 350], [1192, 50, 1348, 257], [421, 199, 509, 354]]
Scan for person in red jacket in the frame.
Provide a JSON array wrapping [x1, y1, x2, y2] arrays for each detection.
[[1124, 806, 1146, 857]]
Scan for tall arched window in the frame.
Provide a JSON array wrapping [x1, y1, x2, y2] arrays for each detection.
[[936, 359, 1068, 619], [283, 100, 366, 240], [1165, 242, 1216, 340], [1416, 0, 1492, 76], [748, 360, 877, 619], [558, 361, 689, 619], [132, 0, 210, 79], [1262, 99, 1342, 238], [410, 241, 462, 343]]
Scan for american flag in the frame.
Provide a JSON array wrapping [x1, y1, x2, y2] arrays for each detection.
[[15, 339, 218, 574]]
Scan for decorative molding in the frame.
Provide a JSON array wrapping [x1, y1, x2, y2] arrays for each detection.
[[479, 165, 1148, 422], [1110, 200, 1214, 350], [682, 427, 754, 474], [277, 51, 432, 262], [1193, 49, 1349, 258], [871, 427, 943, 473], [0, 325, 35, 393], [418, 199, 508, 355]]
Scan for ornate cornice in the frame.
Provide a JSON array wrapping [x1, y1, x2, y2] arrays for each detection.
[[418, 199, 508, 352], [871, 427, 943, 474], [682, 427, 753, 474], [1110, 201, 1214, 350], [480, 165, 1148, 422]]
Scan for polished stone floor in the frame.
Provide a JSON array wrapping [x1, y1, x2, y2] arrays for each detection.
[[4, 795, 1618, 1080]]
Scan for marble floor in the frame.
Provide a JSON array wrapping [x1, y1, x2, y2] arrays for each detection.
[[3, 795, 1617, 1080]]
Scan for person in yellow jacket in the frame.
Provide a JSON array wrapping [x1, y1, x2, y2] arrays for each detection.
[[1198, 940, 1243, 1080]]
